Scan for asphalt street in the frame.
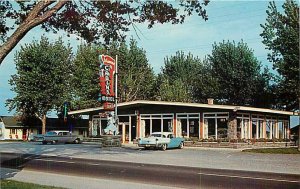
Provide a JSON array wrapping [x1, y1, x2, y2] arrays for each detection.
[[0, 142, 299, 174], [0, 142, 300, 188], [1, 152, 299, 189]]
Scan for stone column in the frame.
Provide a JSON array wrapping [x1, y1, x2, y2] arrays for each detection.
[[88, 114, 92, 137], [227, 116, 237, 139]]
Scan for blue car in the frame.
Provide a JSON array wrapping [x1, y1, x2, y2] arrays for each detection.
[[138, 132, 185, 151]]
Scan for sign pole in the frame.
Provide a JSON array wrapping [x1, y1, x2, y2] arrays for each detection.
[[115, 55, 118, 133]]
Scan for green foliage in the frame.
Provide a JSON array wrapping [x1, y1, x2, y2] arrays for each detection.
[[193, 58, 220, 103], [157, 51, 202, 102], [208, 40, 268, 106], [158, 78, 190, 102], [0, 1, 208, 45], [6, 36, 72, 119], [71, 44, 101, 110], [0, 1, 209, 65], [260, 0, 299, 110], [105, 39, 156, 102], [71, 39, 156, 109], [0, 180, 66, 189]]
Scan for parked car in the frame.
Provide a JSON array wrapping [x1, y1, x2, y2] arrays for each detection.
[[31, 134, 44, 142], [138, 132, 184, 151], [42, 131, 82, 144]]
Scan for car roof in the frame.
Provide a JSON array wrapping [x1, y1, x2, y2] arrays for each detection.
[[151, 132, 174, 135], [47, 130, 70, 133]]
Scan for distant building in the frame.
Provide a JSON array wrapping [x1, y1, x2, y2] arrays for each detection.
[[0, 116, 38, 140], [69, 100, 293, 144], [0, 116, 89, 140]]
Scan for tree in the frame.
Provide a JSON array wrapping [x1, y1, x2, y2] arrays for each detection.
[[157, 51, 202, 102], [157, 77, 190, 102], [208, 41, 267, 106], [260, 0, 299, 111], [193, 58, 220, 103], [71, 44, 101, 110], [100, 39, 156, 102], [71, 39, 156, 109], [0, 0, 209, 65], [6, 36, 72, 134], [117, 40, 156, 102]]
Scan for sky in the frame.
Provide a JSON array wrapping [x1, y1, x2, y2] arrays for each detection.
[[0, 1, 299, 126]]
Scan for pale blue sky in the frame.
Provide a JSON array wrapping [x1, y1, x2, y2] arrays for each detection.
[[0, 1, 298, 126]]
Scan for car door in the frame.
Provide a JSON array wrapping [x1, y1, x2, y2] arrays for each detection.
[[167, 134, 178, 148], [62, 132, 70, 143]]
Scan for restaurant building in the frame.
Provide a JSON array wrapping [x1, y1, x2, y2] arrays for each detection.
[[69, 100, 293, 143]]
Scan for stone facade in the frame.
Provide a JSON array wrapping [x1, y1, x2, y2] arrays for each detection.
[[227, 117, 237, 139]]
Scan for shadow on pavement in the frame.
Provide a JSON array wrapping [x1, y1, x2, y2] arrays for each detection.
[[0, 167, 20, 180]]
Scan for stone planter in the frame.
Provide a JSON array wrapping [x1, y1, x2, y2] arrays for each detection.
[[101, 135, 121, 147], [184, 141, 295, 149]]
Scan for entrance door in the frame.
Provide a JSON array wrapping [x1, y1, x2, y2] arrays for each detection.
[[119, 122, 130, 143]]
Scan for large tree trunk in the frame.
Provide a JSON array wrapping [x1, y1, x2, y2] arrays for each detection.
[[0, 1, 66, 65], [42, 114, 47, 135]]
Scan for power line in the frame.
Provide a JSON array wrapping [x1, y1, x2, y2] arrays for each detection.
[[146, 37, 263, 55]]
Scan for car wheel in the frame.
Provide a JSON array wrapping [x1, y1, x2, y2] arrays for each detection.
[[161, 144, 167, 151], [178, 142, 184, 149], [51, 140, 57, 145], [74, 139, 80, 144], [42, 141, 47, 145]]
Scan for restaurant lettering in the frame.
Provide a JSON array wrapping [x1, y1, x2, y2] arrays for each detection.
[[99, 55, 115, 103]]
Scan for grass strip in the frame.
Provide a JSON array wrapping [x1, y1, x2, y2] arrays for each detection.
[[0, 180, 66, 189], [242, 147, 300, 154]]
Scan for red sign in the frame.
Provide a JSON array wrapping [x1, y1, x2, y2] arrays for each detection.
[[99, 55, 115, 103], [103, 102, 115, 111]]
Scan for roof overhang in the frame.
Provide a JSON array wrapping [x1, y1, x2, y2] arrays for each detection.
[[68, 100, 294, 116]]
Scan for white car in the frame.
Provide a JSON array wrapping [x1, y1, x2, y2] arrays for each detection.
[[138, 132, 184, 151]]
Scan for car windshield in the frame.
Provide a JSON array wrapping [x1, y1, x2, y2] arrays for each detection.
[[150, 134, 162, 137], [45, 131, 57, 136]]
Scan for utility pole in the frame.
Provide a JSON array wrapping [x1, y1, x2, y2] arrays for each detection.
[[115, 55, 118, 134]]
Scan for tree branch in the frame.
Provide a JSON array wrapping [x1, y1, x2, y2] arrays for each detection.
[[0, 1, 67, 65], [35, 113, 43, 122]]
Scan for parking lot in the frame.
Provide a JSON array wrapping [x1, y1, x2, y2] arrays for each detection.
[[0, 141, 299, 175]]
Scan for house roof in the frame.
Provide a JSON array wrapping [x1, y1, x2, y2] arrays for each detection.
[[0, 116, 23, 127], [0, 116, 89, 128], [68, 100, 294, 116]]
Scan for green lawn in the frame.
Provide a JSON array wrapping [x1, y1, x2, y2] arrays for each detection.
[[0, 180, 66, 189], [242, 147, 300, 154]]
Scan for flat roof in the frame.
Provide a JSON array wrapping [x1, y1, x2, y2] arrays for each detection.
[[68, 100, 294, 116]]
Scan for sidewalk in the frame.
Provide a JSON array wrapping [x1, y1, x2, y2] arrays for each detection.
[[1, 168, 178, 189]]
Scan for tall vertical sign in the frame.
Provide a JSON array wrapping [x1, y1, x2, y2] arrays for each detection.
[[99, 55, 116, 110], [98, 54, 118, 135]]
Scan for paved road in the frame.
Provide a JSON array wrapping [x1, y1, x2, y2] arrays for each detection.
[[0, 142, 299, 174], [1, 152, 299, 189]]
